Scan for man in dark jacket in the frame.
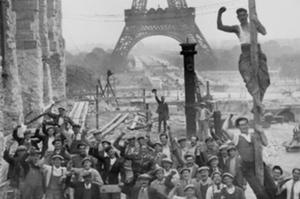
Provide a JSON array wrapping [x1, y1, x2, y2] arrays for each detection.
[[121, 173, 168, 199], [66, 171, 100, 199], [153, 89, 169, 133]]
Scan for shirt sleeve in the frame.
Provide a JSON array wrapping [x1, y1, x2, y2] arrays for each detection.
[[206, 186, 213, 199], [226, 129, 240, 146]]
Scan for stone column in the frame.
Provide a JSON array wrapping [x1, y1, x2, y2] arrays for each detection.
[[47, 0, 66, 100], [180, 42, 197, 138], [1, 0, 24, 134], [13, 0, 44, 122], [39, 0, 53, 105]]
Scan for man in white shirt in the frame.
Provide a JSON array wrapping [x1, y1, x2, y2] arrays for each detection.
[[196, 103, 211, 141], [222, 115, 276, 199], [206, 171, 225, 199], [278, 168, 300, 199]]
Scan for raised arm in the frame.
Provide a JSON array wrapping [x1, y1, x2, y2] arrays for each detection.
[[217, 7, 239, 33], [251, 14, 267, 35], [254, 124, 268, 146]]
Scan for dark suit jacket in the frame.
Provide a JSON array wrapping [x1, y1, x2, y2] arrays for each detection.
[[12, 127, 42, 150], [155, 96, 169, 119], [121, 184, 168, 199], [66, 176, 100, 199], [101, 156, 124, 184]]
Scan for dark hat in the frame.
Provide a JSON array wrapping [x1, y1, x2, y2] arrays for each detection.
[[138, 174, 152, 180], [222, 172, 234, 179], [180, 168, 191, 174], [184, 184, 195, 192], [205, 137, 214, 143], [177, 136, 187, 143], [51, 154, 64, 160], [58, 107, 66, 111], [159, 133, 168, 139], [235, 117, 249, 127], [153, 142, 162, 147], [82, 157, 93, 165], [219, 144, 228, 151], [227, 145, 236, 152], [52, 139, 62, 145], [102, 140, 111, 145], [73, 124, 81, 128], [154, 167, 164, 174], [198, 166, 210, 173], [137, 135, 145, 140], [207, 155, 218, 163], [127, 136, 136, 141], [77, 142, 87, 149], [211, 171, 222, 178]]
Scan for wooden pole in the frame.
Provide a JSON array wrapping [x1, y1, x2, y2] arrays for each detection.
[[142, 88, 146, 108], [248, 0, 264, 185], [96, 85, 99, 129]]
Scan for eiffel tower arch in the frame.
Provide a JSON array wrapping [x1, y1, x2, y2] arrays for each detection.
[[111, 0, 216, 70]]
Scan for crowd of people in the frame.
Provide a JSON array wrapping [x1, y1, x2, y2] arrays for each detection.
[[0, 101, 300, 199]]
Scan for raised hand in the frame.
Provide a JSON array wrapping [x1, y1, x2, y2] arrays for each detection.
[[218, 7, 227, 15]]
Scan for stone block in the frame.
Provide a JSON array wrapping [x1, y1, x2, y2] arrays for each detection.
[[24, 40, 39, 49], [2, 0, 24, 134], [17, 49, 44, 122], [43, 63, 53, 105]]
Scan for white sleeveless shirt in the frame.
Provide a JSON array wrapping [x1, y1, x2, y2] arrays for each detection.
[[238, 25, 251, 44]]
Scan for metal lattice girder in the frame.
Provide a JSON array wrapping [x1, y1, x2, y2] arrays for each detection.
[[167, 0, 187, 8], [131, 0, 147, 10], [112, 4, 216, 69]]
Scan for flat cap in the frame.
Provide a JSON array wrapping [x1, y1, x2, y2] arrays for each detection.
[[198, 166, 210, 173], [184, 184, 196, 192], [138, 174, 152, 180], [207, 155, 218, 163], [51, 154, 64, 160], [161, 158, 173, 164], [222, 172, 234, 179]]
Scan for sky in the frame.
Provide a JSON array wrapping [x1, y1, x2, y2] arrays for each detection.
[[62, 0, 300, 51]]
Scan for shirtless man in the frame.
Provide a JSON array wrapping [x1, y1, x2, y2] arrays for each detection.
[[217, 7, 270, 112]]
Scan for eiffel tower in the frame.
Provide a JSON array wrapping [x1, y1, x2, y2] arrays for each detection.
[[111, 0, 216, 69]]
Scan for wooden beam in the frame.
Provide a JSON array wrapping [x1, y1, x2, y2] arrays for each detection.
[[248, 0, 264, 185]]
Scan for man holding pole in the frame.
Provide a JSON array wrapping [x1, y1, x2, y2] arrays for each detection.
[[217, 3, 276, 199], [217, 6, 270, 113]]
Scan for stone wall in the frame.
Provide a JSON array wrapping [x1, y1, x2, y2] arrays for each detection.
[[1, 0, 23, 134], [13, 0, 44, 121], [0, 0, 65, 134], [39, 0, 53, 105], [47, 0, 66, 100]]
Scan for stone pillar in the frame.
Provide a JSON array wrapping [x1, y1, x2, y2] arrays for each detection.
[[180, 42, 197, 138], [47, 0, 66, 100], [13, 0, 44, 121], [1, 0, 24, 134], [39, 0, 53, 105]]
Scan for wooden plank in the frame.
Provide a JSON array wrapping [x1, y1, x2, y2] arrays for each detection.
[[102, 113, 129, 136], [100, 185, 121, 193], [100, 113, 122, 132]]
